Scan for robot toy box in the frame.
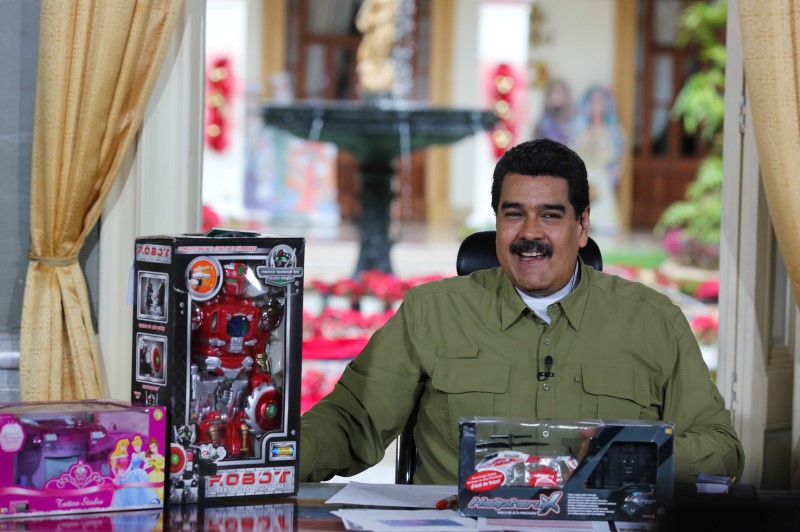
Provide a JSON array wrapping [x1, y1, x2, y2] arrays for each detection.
[[130, 231, 304, 504], [458, 417, 674, 523], [0, 400, 167, 518]]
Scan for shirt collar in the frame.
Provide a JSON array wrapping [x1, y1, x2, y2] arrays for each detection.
[[499, 258, 591, 331]]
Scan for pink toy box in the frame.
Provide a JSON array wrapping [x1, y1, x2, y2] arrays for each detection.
[[0, 400, 167, 518]]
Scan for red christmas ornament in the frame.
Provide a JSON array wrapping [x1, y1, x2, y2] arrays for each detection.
[[205, 57, 233, 152], [489, 63, 518, 159]]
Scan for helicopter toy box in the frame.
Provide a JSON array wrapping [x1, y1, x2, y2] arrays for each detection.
[[458, 417, 674, 522], [130, 230, 304, 504], [0, 400, 167, 518]]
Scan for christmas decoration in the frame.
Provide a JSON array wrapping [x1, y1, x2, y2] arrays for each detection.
[[205, 57, 233, 152], [489, 63, 518, 158]]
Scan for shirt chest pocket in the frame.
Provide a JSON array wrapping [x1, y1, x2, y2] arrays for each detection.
[[430, 362, 510, 444], [578, 364, 661, 421]]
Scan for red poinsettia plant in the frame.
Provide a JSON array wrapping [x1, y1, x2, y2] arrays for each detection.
[[302, 272, 448, 345], [329, 278, 364, 299], [359, 270, 407, 304], [307, 279, 331, 295], [693, 279, 719, 303]]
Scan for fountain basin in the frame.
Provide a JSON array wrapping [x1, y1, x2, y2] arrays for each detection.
[[262, 100, 497, 163]]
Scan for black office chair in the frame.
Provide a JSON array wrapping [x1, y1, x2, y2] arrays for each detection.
[[394, 230, 603, 484]]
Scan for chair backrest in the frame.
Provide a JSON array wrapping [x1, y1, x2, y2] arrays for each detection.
[[395, 231, 603, 484], [456, 230, 603, 275]]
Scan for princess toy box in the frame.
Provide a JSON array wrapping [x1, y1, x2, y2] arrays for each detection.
[[130, 231, 304, 503], [0, 400, 167, 518]]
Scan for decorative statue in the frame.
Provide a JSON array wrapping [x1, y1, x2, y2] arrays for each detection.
[[356, 0, 397, 94], [572, 85, 625, 235], [533, 79, 573, 147]]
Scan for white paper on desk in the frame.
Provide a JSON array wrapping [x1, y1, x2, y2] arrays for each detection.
[[332, 509, 476, 531], [477, 517, 612, 531], [326, 481, 457, 508]]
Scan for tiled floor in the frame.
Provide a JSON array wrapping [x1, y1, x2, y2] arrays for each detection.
[[297, 221, 464, 282]]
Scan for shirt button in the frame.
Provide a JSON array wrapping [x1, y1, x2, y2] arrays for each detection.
[[543, 383, 550, 390], [544, 338, 551, 345]]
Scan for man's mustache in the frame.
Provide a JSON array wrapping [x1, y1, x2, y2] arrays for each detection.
[[509, 239, 553, 257]]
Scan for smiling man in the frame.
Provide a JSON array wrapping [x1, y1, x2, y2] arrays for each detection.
[[300, 139, 744, 485]]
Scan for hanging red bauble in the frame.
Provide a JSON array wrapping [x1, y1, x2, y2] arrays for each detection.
[[205, 56, 233, 152], [489, 63, 518, 159]]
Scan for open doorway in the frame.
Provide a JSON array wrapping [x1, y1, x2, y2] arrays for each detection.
[[631, 0, 711, 228]]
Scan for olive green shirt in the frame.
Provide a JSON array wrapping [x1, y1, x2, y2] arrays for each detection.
[[300, 262, 744, 484]]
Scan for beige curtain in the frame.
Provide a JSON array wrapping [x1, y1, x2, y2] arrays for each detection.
[[20, 0, 183, 400], [738, 1, 800, 304]]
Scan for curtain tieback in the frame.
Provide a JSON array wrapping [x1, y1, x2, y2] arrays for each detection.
[[27, 250, 79, 267]]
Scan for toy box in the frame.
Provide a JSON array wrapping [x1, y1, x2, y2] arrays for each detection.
[[0, 400, 167, 518], [458, 417, 674, 522], [130, 231, 304, 504]]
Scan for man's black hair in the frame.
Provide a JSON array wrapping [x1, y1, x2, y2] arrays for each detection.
[[491, 138, 590, 218]]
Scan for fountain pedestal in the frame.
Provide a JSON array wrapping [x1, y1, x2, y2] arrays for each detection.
[[261, 100, 496, 275]]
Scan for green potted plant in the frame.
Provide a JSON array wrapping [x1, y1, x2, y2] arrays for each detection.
[[656, 156, 722, 270]]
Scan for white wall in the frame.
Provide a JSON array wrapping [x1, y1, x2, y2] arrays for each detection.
[[449, 0, 485, 219]]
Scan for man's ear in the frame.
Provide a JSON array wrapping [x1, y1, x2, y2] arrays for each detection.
[[578, 208, 590, 246]]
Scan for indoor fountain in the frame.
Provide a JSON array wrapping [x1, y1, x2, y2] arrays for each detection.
[[262, 0, 497, 275]]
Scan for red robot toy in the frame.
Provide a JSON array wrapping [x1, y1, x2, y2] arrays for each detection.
[[189, 262, 284, 458]]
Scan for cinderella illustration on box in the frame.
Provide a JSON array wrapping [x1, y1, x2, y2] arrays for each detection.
[[111, 435, 161, 507]]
